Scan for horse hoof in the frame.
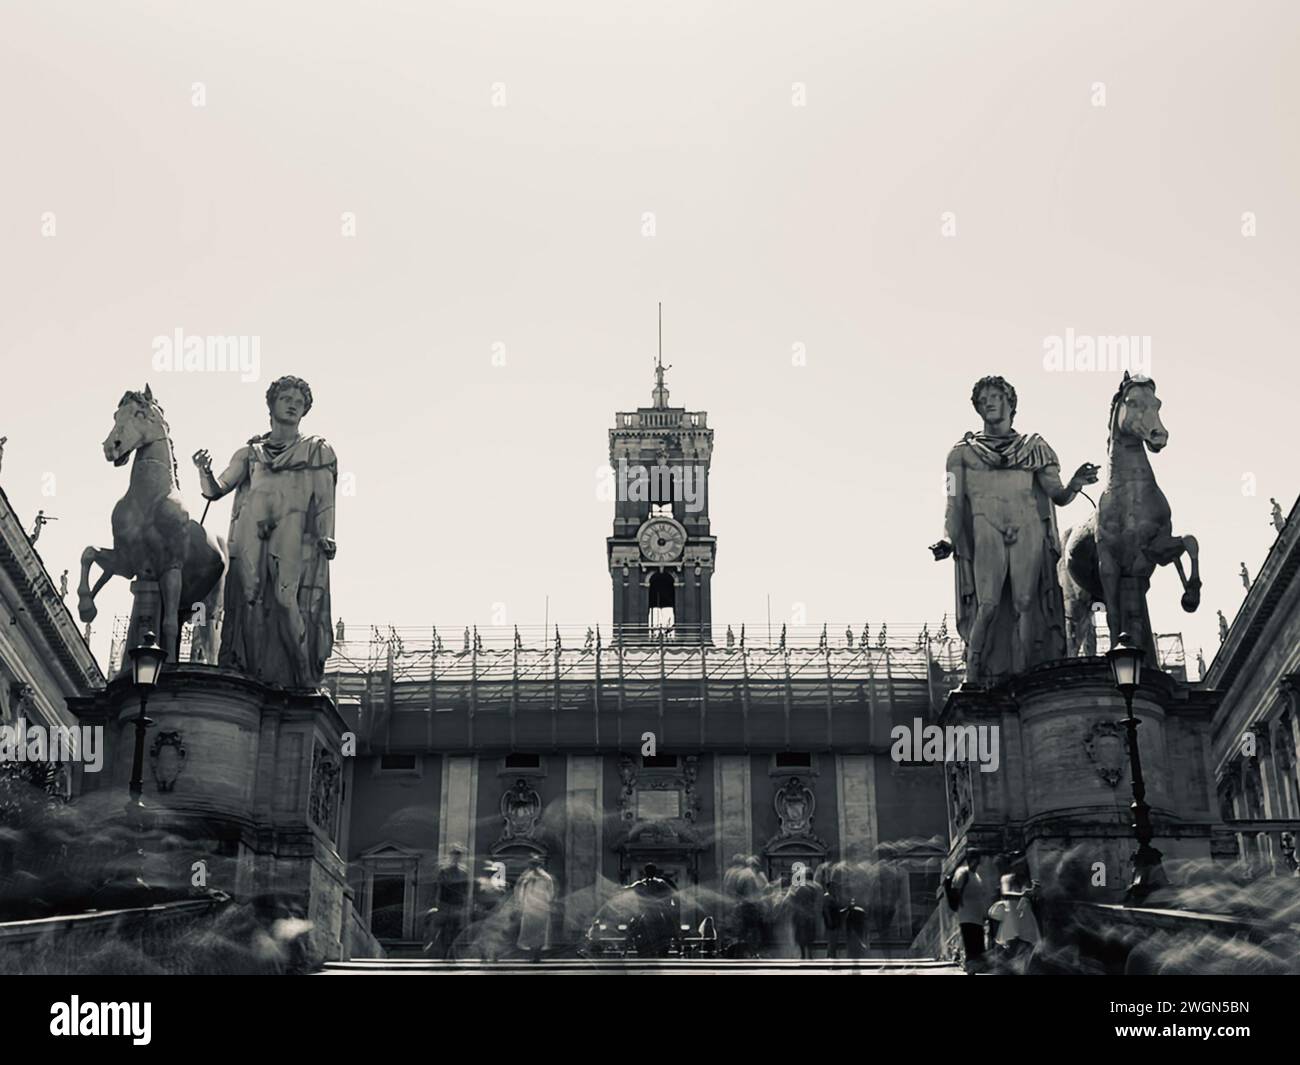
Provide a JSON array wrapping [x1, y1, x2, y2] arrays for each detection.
[[78, 598, 98, 624], [1181, 591, 1200, 612]]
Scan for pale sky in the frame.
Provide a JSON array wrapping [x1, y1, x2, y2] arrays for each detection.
[[1, 0, 1296, 671]]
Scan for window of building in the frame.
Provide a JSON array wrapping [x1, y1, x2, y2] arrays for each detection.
[[373, 753, 422, 778], [504, 753, 541, 769]]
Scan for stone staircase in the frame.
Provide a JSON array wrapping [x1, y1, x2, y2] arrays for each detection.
[[320, 957, 964, 975]]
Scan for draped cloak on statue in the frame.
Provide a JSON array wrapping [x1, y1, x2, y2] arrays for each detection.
[[944, 430, 1068, 683], [218, 433, 337, 688]]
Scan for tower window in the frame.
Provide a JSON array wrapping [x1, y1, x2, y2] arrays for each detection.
[[648, 571, 676, 633], [775, 752, 812, 768], [505, 753, 541, 768]]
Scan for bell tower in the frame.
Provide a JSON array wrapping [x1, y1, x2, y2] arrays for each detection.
[[607, 310, 715, 643]]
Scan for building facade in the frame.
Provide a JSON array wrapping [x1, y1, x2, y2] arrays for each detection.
[[0, 486, 103, 742], [1208, 494, 1300, 874], [329, 370, 957, 954]]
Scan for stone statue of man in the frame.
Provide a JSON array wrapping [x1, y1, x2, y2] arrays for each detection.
[[192, 376, 337, 688], [931, 375, 1098, 684]]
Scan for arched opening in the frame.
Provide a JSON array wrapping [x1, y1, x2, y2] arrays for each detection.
[[648, 571, 675, 636]]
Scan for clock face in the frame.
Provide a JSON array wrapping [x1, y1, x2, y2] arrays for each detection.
[[638, 518, 686, 563]]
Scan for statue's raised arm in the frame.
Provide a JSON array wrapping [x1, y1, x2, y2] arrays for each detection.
[[192, 446, 250, 502]]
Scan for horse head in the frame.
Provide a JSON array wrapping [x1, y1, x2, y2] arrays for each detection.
[[103, 384, 170, 467], [1108, 371, 1167, 453]]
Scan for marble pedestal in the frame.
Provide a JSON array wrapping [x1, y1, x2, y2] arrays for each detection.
[[935, 659, 1225, 954], [67, 665, 352, 964]]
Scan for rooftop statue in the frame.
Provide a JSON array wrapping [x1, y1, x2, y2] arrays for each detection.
[[932, 375, 1099, 685], [78, 385, 227, 664], [193, 375, 337, 688], [1060, 373, 1200, 668]]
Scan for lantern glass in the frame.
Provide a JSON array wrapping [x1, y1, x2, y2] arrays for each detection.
[[1106, 632, 1143, 693], [129, 631, 167, 689]]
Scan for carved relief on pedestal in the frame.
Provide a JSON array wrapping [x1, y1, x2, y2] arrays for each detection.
[[946, 759, 973, 831], [309, 743, 341, 840], [149, 730, 187, 793], [1083, 720, 1128, 788]]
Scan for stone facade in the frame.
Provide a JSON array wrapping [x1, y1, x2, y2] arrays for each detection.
[[0, 486, 102, 737], [339, 743, 948, 954], [1208, 494, 1300, 873]]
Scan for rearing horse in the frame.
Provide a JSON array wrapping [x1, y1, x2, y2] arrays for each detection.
[[78, 386, 227, 666], [1059, 373, 1200, 666]]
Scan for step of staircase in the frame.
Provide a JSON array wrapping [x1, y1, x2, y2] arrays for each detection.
[[320, 957, 964, 975]]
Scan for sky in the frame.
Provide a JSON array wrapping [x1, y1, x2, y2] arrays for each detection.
[[0, 0, 1296, 672]]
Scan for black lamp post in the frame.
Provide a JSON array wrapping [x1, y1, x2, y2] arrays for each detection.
[[125, 630, 166, 886], [1106, 632, 1166, 902]]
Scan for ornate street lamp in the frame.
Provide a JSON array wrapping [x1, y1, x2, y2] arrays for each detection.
[[125, 630, 166, 886], [1106, 632, 1166, 901]]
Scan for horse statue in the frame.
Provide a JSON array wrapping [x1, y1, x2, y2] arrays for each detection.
[[1059, 373, 1200, 667], [77, 386, 227, 667]]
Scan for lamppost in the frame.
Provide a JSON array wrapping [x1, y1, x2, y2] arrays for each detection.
[[125, 629, 166, 888], [1106, 631, 1167, 902]]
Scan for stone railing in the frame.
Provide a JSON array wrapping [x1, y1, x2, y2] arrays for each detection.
[[342, 898, 387, 960], [0, 896, 232, 974]]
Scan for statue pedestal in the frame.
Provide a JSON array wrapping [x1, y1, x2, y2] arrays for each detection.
[[936, 659, 1222, 955], [68, 665, 352, 964]]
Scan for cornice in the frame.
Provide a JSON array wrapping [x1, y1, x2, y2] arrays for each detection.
[[0, 485, 103, 693]]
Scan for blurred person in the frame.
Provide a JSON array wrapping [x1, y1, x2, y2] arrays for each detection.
[[1023, 846, 1109, 975], [951, 849, 994, 973], [426, 845, 469, 959], [987, 868, 1040, 973], [727, 855, 768, 957], [822, 860, 853, 959], [472, 860, 509, 962], [627, 863, 679, 957], [788, 872, 820, 960], [516, 854, 554, 963], [841, 860, 871, 959]]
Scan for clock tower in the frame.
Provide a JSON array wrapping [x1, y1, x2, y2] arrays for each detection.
[[607, 345, 715, 643]]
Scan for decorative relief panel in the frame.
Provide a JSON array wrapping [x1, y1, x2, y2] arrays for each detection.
[[946, 759, 973, 831], [149, 730, 187, 793], [497, 777, 542, 844], [309, 743, 341, 840], [1083, 720, 1128, 788]]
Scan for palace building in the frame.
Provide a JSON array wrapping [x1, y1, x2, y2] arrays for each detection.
[[1208, 493, 1300, 874], [0, 487, 102, 750], [326, 366, 962, 955]]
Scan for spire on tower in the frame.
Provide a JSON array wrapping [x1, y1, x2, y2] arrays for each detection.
[[652, 301, 671, 408]]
